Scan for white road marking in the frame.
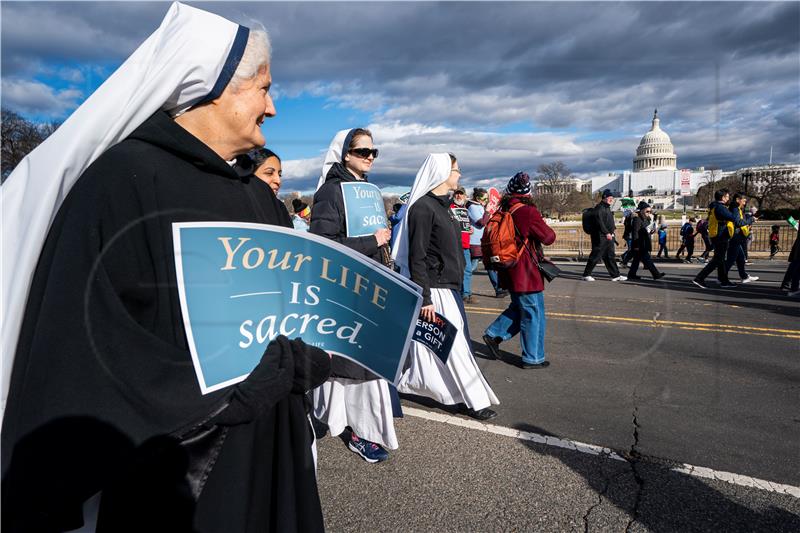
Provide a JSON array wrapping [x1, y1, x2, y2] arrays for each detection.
[[403, 406, 800, 498]]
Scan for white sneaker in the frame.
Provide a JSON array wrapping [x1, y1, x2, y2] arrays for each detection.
[[582, 276, 596, 281], [612, 276, 627, 281], [741, 276, 759, 283]]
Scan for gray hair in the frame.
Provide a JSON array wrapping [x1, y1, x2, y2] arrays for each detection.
[[229, 26, 271, 91]]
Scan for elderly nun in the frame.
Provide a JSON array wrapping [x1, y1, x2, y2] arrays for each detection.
[[392, 153, 499, 421], [310, 129, 398, 463], [1, 3, 329, 532]]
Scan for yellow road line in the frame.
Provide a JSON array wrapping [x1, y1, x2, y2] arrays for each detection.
[[464, 306, 800, 340]]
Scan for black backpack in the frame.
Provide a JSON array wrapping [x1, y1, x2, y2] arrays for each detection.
[[581, 206, 598, 234]]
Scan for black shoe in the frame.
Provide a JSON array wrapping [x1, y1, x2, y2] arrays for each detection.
[[720, 282, 737, 288], [482, 334, 502, 360], [692, 279, 707, 289], [653, 272, 666, 280], [521, 360, 550, 369], [495, 290, 509, 298], [627, 274, 641, 280], [462, 407, 497, 421]]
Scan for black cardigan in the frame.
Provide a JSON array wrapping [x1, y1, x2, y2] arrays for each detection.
[[407, 192, 465, 305]]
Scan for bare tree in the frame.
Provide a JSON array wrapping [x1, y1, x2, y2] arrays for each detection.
[[1, 109, 61, 181], [744, 172, 799, 210], [533, 161, 577, 218]]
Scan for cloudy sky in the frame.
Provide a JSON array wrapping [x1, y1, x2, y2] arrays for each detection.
[[2, 1, 798, 194]]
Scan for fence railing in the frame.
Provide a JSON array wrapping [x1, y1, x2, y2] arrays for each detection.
[[547, 222, 795, 258]]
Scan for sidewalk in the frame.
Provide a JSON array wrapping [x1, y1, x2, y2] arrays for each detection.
[[316, 413, 800, 532]]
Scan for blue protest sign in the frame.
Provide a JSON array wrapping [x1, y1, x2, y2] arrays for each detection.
[[341, 182, 387, 237], [173, 222, 422, 394]]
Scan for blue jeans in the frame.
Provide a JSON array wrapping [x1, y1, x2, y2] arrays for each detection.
[[470, 258, 500, 293], [462, 249, 472, 296], [485, 291, 546, 364]]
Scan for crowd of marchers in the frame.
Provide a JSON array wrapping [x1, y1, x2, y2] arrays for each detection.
[[3, 5, 798, 532]]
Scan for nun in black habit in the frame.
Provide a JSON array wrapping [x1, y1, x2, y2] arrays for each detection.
[[1, 3, 329, 532]]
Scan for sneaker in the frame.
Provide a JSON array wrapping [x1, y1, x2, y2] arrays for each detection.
[[462, 295, 474, 304], [653, 272, 666, 280], [611, 276, 627, 282], [482, 334, 502, 360], [719, 282, 737, 289], [741, 276, 759, 283], [582, 276, 596, 281], [495, 290, 509, 298], [787, 289, 800, 297], [348, 435, 389, 463], [692, 279, 707, 289], [744, 260, 753, 265], [628, 275, 642, 280]]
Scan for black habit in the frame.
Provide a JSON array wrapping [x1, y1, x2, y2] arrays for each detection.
[[1, 111, 328, 532]]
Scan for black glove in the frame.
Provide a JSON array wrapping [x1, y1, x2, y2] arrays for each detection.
[[211, 337, 294, 426], [285, 336, 332, 393]]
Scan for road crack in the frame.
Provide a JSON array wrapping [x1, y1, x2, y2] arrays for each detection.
[[624, 405, 646, 533]]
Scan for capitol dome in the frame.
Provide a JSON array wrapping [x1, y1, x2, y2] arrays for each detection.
[[633, 109, 677, 171]]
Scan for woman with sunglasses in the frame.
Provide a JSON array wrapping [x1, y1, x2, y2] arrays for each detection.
[[392, 153, 499, 421], [310, 128, 397, 464]]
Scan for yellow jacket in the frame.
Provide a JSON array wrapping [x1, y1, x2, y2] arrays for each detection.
[[726, 207, 749, 238]]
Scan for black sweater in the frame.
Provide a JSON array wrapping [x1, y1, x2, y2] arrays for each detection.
[[310, 162, 382, 263], [407, 192, 465, 305]]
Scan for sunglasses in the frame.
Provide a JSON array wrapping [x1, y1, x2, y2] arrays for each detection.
[[349, 148, 379, 159]]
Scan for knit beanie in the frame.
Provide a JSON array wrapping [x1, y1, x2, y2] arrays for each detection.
[[292, 198, 309, 214], [506, 172, 531, 195]]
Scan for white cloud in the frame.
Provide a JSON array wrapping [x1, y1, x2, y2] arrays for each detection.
[[1, 78, 82, 117]]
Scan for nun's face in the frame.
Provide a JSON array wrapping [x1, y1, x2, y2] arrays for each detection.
[[343, 135, 375, 178], [216, 65, 276, 154], [445, 163, 461, 190], [254, 156, 282, 194]]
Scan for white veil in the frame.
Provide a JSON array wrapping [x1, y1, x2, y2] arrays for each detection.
[[390, 153, 453, 277], [315, 129, 352, 191], [0, 2, 252, 417]]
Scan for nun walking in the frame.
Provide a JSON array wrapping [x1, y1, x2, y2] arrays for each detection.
[[1, 4, 330, 531], [310, 129, 399, 463], [392, 153, 499, 420]]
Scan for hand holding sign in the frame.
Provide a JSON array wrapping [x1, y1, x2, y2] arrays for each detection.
[[486, 187, 502, 215]]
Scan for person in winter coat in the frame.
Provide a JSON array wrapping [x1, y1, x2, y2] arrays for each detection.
[[621, 209, 634, 266], [696, 217, 713, 262], [769, 225, 781, 259], [693, 189, 746, 289], [582, 189, 625, 281], [482, 172, 557, 369], [466, 188, 504, 298], [309, 129, 396, 463], [311, 128, 391, 264], [392, 153, 499, 421], [291, 198, 311, 231], [675, 217, 696, 262], [723, 193, 758, 283], [626, 202, 666, 281], [781, 228, 800, 296], [1, 6, 331, 531], [451, 186, 475, 302]]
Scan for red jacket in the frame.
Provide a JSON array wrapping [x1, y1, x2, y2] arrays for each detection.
[[497, 199, 556, 293]]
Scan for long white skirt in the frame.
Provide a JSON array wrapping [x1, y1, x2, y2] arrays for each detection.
[[313, 377, 398, 450], [398, 288, 499, 411]]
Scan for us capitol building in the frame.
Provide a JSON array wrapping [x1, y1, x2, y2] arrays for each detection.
[[590, 110, 708, 207]]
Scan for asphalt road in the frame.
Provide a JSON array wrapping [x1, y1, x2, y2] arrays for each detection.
[[461, 259, 799, 486], [316, 258, 800, 531]]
